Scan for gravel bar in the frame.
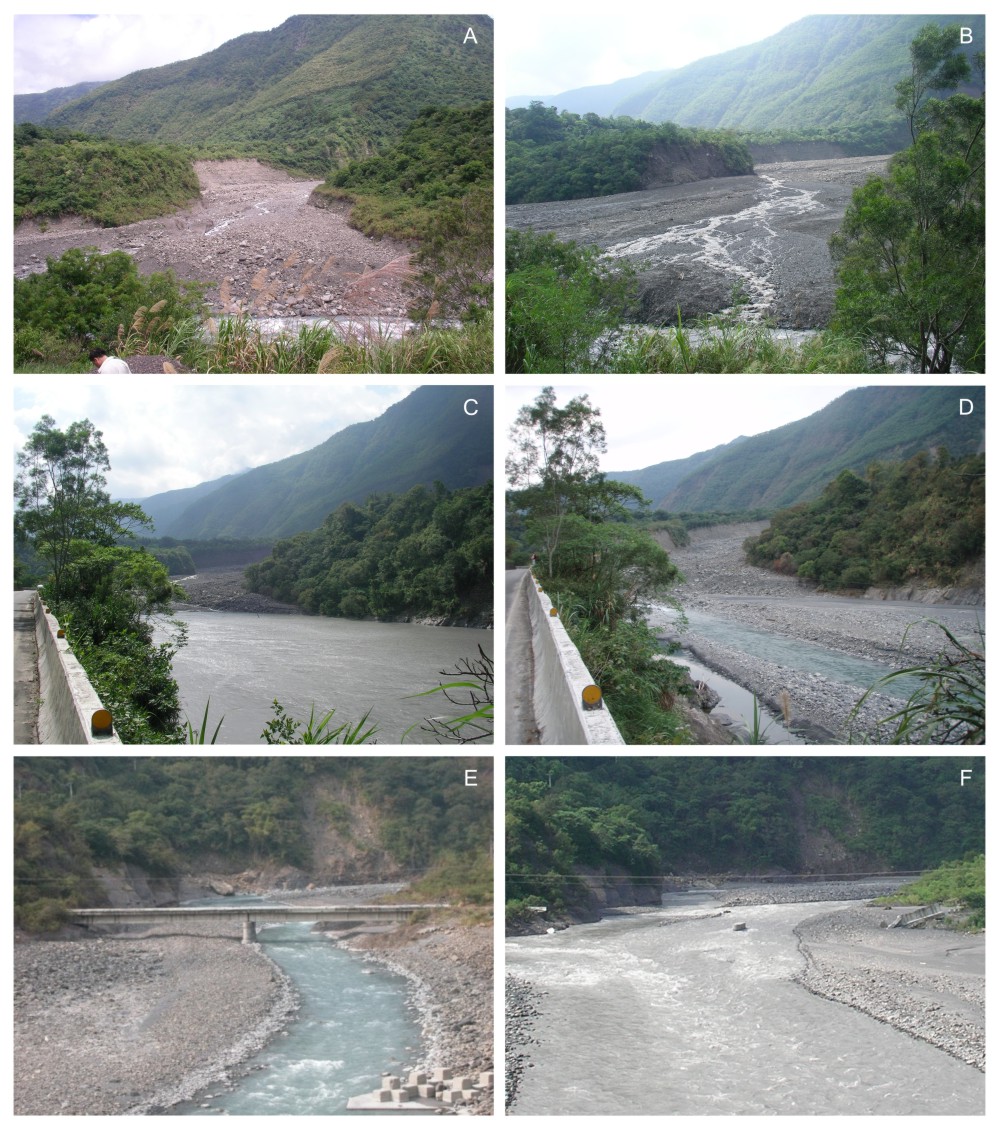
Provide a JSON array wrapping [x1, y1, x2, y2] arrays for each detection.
[[14, 922, 297, 1115]]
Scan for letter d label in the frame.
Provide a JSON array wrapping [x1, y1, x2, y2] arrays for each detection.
[[960, 398, 974, 415]]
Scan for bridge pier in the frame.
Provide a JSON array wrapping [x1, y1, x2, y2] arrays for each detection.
[[242, 920, 257, 943]]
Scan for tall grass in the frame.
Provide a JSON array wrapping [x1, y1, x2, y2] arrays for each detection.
[[137, 312, 494, 374], [608, 317, 887, 374]]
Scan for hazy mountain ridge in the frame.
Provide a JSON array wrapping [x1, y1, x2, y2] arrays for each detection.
[[14, 81, 107, 123], [139, 386, 493, 540], [519, 15, 983, 135], [606, 388, 984, 512]]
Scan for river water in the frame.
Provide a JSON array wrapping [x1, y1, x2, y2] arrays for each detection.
[[174, 897, 421, 1115], [160, 609, 493, 744], [507, 902, 984, 1115]]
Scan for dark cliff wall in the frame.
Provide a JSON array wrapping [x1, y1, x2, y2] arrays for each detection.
[[640, 140, 751, 187]]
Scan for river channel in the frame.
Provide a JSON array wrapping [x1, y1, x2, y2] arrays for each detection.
[[174, 896, 421, 1115], [507, 898, 984, 1115], [159, 609, 493, 744]]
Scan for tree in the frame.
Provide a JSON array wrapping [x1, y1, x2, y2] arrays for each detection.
[[506, 230, 637, 372], [15, 416, 152, 599], [830, 24, 984, 372], [507, 387, 642, 577]]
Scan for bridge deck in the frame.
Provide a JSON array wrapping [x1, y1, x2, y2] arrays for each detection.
[[71, 904, 443, 924]]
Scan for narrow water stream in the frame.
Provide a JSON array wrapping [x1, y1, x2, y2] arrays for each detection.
[[174, 897, 421, 1115]]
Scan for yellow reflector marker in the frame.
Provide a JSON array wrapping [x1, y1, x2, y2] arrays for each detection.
[[91, 709, 114, 737], [549, 607, 558, 617], [582, 684, 603, 710]]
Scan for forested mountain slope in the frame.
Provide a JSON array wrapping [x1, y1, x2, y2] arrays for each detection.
[[139, 386, 493, 539], [614, 15, 984, 133], [15, 81, 107, 123], [40, 15, 493, 176], [15, 757, 493, 930], [606, 387, 984, 512], [507, 757, 984, 916]]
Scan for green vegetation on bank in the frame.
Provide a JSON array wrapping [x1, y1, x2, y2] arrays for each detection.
[[14, 248, 493, 374], [743, 450, 985, 591], [315, 103, 493, 325], [245, 482, 492, 623], [508, 388, 693, 743], [319, 102, 491, 240], [14, 248, 207, 372], [14, 756, 493, 931], [506, 757, 984, 921], [830, 25, 985, 373], [15, 416, 186, 743], [883, 854, 984, 928], [15, 125, 200, 227], [507, 104, 752, 204]]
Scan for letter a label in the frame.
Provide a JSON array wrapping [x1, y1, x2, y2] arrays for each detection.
[[464, 27, 478, 44]]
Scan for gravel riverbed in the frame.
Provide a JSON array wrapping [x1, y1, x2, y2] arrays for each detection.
[[508, 156, 890, 328], [13, 923, 297, 1115], [505, 883, 984, 1111], [650, 523, 983, 743], [14, 159, 413, 324], [343, 919, 494, 1113]]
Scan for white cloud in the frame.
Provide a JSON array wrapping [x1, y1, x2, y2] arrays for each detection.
[[13, 383, 416, 499]]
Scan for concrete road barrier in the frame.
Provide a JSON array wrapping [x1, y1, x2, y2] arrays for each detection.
[[527, 577, 624, 745], [33, 593, 121, 744]]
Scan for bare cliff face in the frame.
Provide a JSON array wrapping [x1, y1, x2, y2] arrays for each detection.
[[640, 141, 747, 188]]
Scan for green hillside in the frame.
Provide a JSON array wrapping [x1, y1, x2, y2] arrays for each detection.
[[142, 385, 493, 540], [244, 481, 492, 622], [605, 437, 746, 507], [610, 387, 984, 512], [15, 756, 493, 930], [615, 15, 984, 135], [507, 757, 984, 918], [506, 69, 672, 115], [15, 81, 107, 124], [43, 15, 493, 177], [743, 450, 985, 590]]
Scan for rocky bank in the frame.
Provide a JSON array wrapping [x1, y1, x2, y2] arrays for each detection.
[[650, 523, 983, 743]]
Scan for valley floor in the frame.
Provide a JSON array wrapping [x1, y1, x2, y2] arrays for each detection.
[[652, 524, 983, 742], [14, 159, 414, 323], [507, 155, 890, 329]]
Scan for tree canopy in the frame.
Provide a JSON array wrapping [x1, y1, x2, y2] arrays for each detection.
[[831, 24, 984, 372]]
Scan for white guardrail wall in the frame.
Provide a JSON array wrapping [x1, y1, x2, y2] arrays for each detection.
[[33, 592, 121, 744], [525, 573, 624, 745]]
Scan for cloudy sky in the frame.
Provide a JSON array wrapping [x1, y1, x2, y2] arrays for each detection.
[[13, 14, 283, 95], [505, 380, 872, 473], [12, 382, 422, 499]]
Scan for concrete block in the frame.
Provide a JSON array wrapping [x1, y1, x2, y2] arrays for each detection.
[[375, 1089, 393, 1102], [408, 1071, 427, 1086], [441, 1091, 465, 1106], [454, 1076, 475, 1091], [478, 1072, 494, 1090], [430, 1068, 453, 1083]]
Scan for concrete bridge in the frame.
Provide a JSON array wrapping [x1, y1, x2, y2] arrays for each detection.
[[70, 904, 445, 943]]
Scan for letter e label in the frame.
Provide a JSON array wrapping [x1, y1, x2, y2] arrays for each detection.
[[465, 769, 477, 786]]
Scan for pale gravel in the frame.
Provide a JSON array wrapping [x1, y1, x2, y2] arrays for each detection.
[[14, 158, 413, 322], [649, 523, 983, 742], [13, 922, 297, 1116]]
